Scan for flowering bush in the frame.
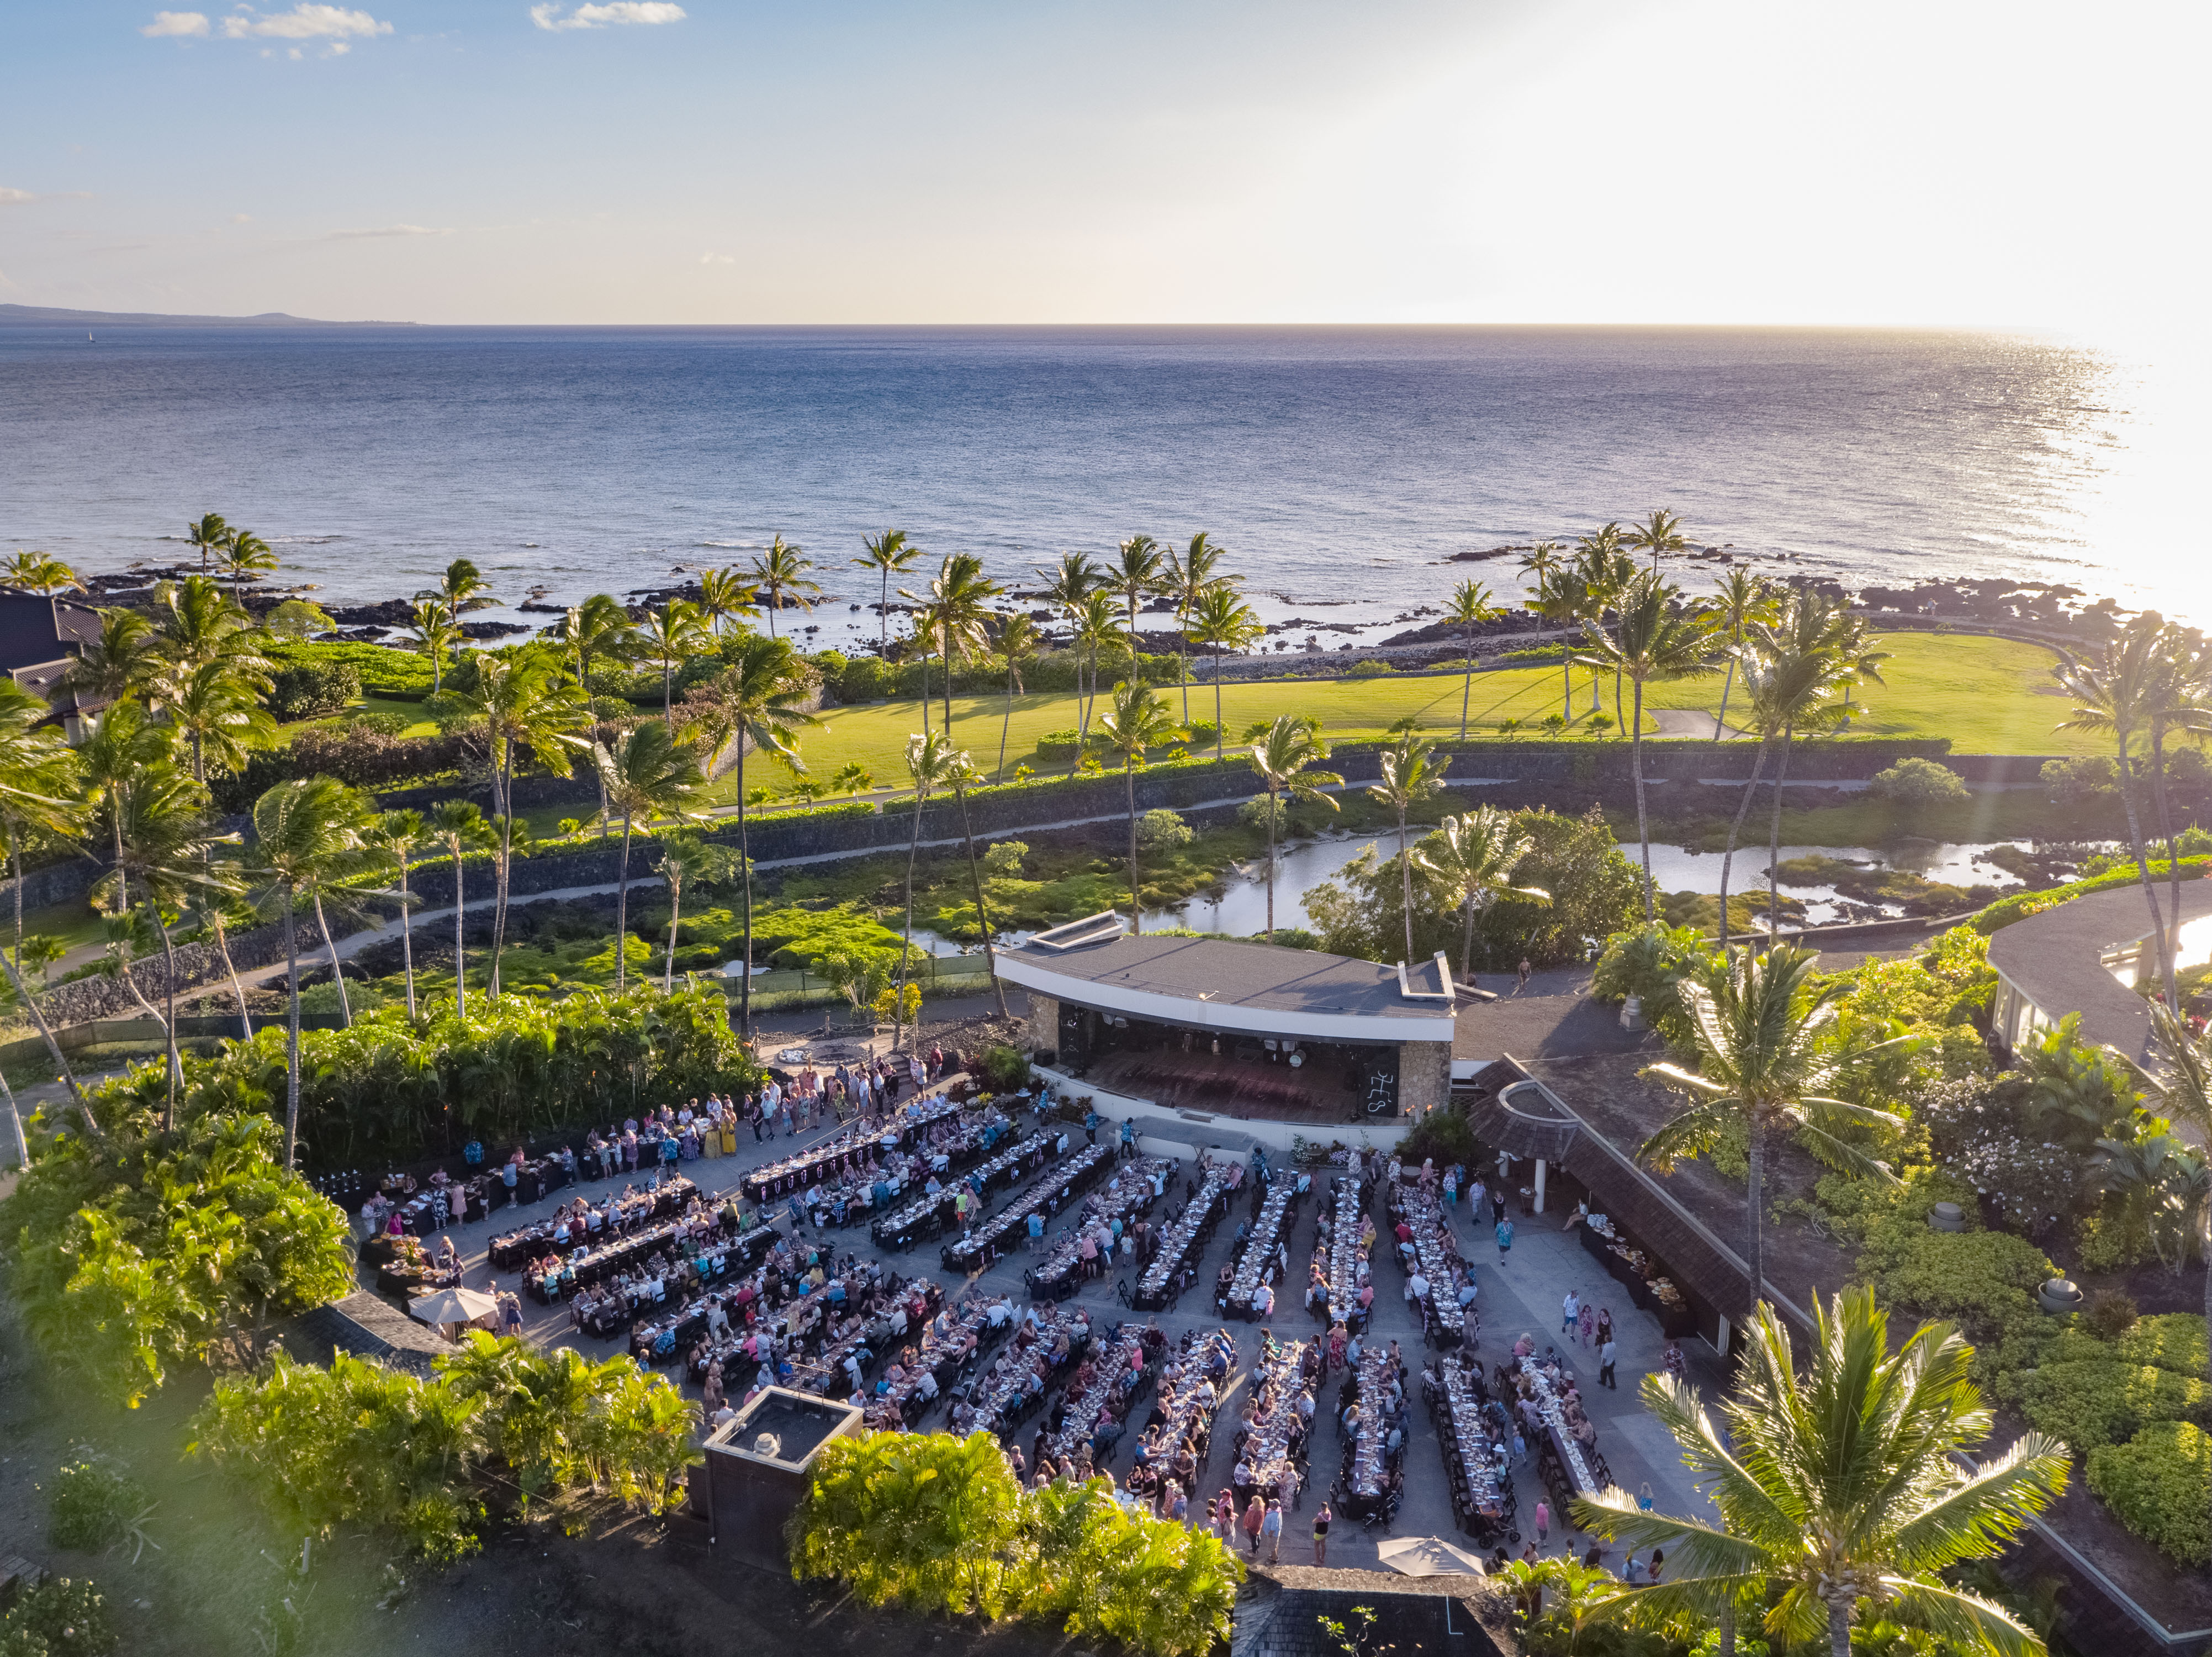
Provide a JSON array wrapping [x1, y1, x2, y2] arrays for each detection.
[[1955, 1132, 2087, 1238]]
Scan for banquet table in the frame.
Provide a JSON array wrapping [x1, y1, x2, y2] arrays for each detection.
[[1131, 1166, 1232, 1310], [1319, 1176, 1373, 1330], [742, 1091, 966, 1202], [955, 1302, 1092, 1437], [1341, 1345, 1397, 1513], [489, 1178, 698, 1270], [798, 1110, 1017, 1229], [1577, 1217, 1700, 1338], [1518, 1361, 1602, 1500], [564, 1221, 779, 1331], [1435, 1352, 1512, 1540], [1039, 1322, 1154, 1466], [1387, 1180, 1466, 1343], [1029, 1157, 1173, 1299], [1224, 1179, 1299, 1320], [861, 1290, 1005, 1428], [871, 1131, 1051, 1250], [1235, 1334, 1313, 1504], [940, 1143, 1113, 1272]]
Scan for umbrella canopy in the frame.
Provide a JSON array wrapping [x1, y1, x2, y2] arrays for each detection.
[[409, 1286, 498, 1327], [1375, 1536, 1490, 1577]]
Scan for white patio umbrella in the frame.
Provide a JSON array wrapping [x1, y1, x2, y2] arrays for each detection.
[[409, 1285, 498, 1331], [1374, 1535, 1490, 1577]]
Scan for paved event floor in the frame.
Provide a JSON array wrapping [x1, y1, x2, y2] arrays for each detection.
[[396, 1074, 1727, 1574]]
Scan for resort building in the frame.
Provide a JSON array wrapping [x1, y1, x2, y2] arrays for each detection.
[[1987, 879, 2212, 1061], [994, 912, 1459, 1148], [0, 585, 107, 739]]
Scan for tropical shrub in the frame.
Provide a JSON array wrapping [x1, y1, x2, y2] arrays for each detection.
[[266, 656, 362, 722], [0, 1577, 119, 1657], [79, 984, 759, 1171], [1237, 794, 1287, 835], [1136, 809, 1192, 851], [2039, 754, 2119, 805], [193, 1336, 696, 1563], [982, 840, 1029, 878], [1592, 922, 1720, 1051], [1, 1111, 353, 1406], [2088, 1421, 2212, 1565], [788, 1431, 1241, 1657], [1345, 658, 1394, 677], [2007, 1359, 2212, 1453], [1848, 1179, 2057, 1353], [46, 1455, 148, 1554], [268, 638, 436, 698], [1870, 756, 1969, 806], [2084, 1289, 2141, 1343], [977, 1044, 1031, 1093]]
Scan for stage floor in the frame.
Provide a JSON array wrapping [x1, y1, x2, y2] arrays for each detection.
[[1077, 1047, 1378, 1126]]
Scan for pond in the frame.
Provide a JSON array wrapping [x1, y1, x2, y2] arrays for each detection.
[[1628, 840, 2041, 925], [1141, 832, 1400, 936]]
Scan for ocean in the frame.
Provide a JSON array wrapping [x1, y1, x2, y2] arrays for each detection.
[[0, 324, 2195, 643]]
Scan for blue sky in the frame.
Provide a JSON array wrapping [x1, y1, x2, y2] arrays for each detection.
[[2, 1, 2204, 326]]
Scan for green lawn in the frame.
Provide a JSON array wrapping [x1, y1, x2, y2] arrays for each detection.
[[746, 632, 2098, 792]]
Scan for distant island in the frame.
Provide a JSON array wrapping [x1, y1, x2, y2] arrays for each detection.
[[0, 303, 415, 328]]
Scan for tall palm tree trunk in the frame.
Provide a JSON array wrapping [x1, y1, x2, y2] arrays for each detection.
[[156, 914, 183, 1127], [919, 651, 932, 739], [1460, 624, 1474, 739], [894, 797, 923, 1052], [1826, 1591, 1851, 1657], [451, 848, 468, 1021], [1125, 759, 1144, 936], [662, 655, 676, 732], [1398, 806, 1415, 964], [2, 1070, 25, 1171], [737, 750, 755, 1041], [396, 860, 416, 1017], [613, 811, 633, 994], [8, 827, 22, 981], [0, 948, 89, 1126], [955, 784, 1008, 1018], [1211, 645, 1226, 762], [1765, 725, 1796, 941], [491, 742, 517, 1002], [213, 913, 252, 1040], [1712, 655, 1738, 740], [662, 868, 682, 994], [281, 894, 301, 1170], [2151, 725, 2185, 1009], [999, 669, 1016, 782], [2116, 743, 2174, 1016], [1717, 738, 1770, 953], [1460, 896, 1478, 980], [1745, 1123, 1767, 1326], [1264, 784, 1279, 943], [313, 893, 353, 1028], [1631, 677, 1654, 921], [1561, 652, 1571, 720]]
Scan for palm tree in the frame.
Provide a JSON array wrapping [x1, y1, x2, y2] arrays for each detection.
[[429, 799, 496, 1019], [449, 646, 590, 998], [1640, 945, 1903, 1318], [1069, 591, 1126, 740], [994, 614, 1039, 782], [638, 599, 712, 732], [1706, 568, 1776, 740], [591, 721, 706, 994], [1094, 681, 1183, 935], [1577, 1288, 2069, 1657], [1164, 532, 1234, 724], [1713, 641, 1848, 952], [2142, 628, 2212, 972], [679, 635, 817, 1039], [1108, 534, 1165, 652], [0, 550, 82, 595], [696, 566, 758, 636], [367, 810, 427, 1016], [80, 699, 178, 919], [945, 753, 1009, 1018], [244, 778, 384, 1170], [653, 831, 731, 994], [832, 761, 873, 796], [1368, 732, 1451, 965], [901, 552, 1001, 736], [405, 597, 463, 694], [64, 606, 164, 708], [2061, 616, 2201, 1011], [149, 574, 272, 754], [1442, 579, 1502, 738], [1246, 716, 1343, 943], [1623, 506, 1689, 574], [1184, 584, 1263, 761], [187, 511, 231, 576], [1574, 526, 1635, 722], [218, 530, 278, 596], [152, 658, 274, 785], [104, 761, 231, 1126], [0, 679, 89, 1116], [1525, 564, 1587, 722], [421, 557, 493, 612], [555, 592, 642, 696], [1036, 550, 1103, 720], [855, 529, 922, 651], [895, 730, 964, 1051], [1423, 809, 1549, 979], [749, 535, 819, 638], [1575, 573, 1719, 919]]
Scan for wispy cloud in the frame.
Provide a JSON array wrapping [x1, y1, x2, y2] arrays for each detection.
[[327, 223, 451, 240], [530, 2, 686, 33], [0, 188, 38, 205], [700, 252, 734, 265], [141, 10, 210, 35], [222, 5, 392, 40]]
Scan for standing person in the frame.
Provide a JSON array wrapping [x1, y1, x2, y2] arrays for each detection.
[[1242, 1494, 1266, 1555], [1516, 956, 1532, 993], [1560, 1289, 1579, 1335], [1599, 1333, 1618, 1390], [1490, 1184, 1507, 1225], [1534, 1498, 1550, 1546], [1595, 1307, 1614, 1350], [1261, 1498, 1284, 1563], [1495, 1215, 1514, 1263], [1579, 1303, 1596, 1348], [1026, 1209, 1045, 1252], [1311, 1499, 1332, 1565]]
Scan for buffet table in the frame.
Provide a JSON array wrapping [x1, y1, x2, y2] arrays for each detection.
[[1577, 1215, 1699, 1338]]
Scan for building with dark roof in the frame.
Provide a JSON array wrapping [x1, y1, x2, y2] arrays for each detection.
[[994, 912, 1459, 1130], [1988, 879, 2212, 1062], [0, 587, 105, 738]]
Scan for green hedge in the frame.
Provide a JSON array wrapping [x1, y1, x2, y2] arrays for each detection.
[[2008, 1359, 2212, 1453], [2089, 1422, 2212, 1565], [1849, 1186, 2056, 1353], [269, 638, 436, 697], [1970, 857, 2212, 934]]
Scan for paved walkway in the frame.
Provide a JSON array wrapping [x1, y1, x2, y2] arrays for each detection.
[[395, 1090, 1723, 1571]]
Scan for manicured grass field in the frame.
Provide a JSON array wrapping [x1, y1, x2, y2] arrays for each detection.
[[750, 632, 2099, 791]]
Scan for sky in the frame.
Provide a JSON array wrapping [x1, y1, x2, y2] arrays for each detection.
[[1, 0, 2206, 329]]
